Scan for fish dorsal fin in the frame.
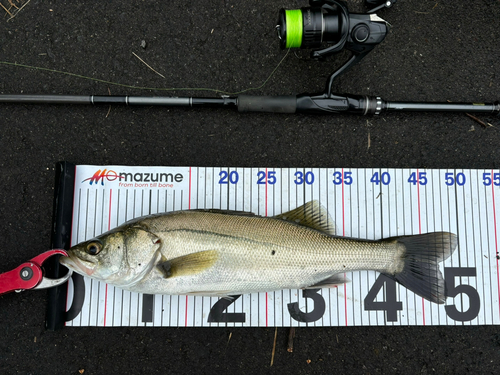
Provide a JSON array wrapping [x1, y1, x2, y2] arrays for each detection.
[[157, 250, 218, 278], [274, 200, 336, 235]]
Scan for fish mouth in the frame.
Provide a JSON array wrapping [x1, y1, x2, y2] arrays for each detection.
[[60, 254, 95, 276]]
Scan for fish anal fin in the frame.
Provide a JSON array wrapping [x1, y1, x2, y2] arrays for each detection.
[[157, 250, 218, 278], [185, 291, 234, 299], [304, 274, 349, 289], [274, 200, 336, 235]]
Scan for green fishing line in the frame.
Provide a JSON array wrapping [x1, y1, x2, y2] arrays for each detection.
[[0, 48, 290, 95], [285, 10, 303, 48]]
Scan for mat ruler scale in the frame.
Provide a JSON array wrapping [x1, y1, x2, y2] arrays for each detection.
[[58, 165, 500, 327]]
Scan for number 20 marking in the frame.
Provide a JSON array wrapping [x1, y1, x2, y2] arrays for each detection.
[[219, 171, 239, 184]]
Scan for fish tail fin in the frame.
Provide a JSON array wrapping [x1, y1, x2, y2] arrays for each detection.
[[384, 232, 457, 304]]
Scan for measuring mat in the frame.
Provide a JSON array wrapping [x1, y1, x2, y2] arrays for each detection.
[[50, 164, 500, 327]]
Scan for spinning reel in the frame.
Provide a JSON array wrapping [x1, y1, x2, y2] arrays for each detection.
[[276, 0, 395, 96]]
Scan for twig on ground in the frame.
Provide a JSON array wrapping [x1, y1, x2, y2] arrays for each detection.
[[287, 327, 295, 352], [6, 0, 30, 22], [465, 113, 493, 128], [8, 0, 20, 9], [106, 87, 112, 118], [1, 2, 13, 16], [270, 327, 278, 366], [132, 52, 166, 78]]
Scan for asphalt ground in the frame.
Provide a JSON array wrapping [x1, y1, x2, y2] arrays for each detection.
[[1, 1, 500, 374]]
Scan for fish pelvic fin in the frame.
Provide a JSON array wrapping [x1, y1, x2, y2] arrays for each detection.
[[383, 232, 457, 304], [157, 250, 218, 278], [274, 200, 336, 235]]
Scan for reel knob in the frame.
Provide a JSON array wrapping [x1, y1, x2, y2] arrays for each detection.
[[352, 24, 370, 43]]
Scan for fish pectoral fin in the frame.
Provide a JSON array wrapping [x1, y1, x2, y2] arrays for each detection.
[[156, 250, 218, 278], [304, 274, 350, 289], [274, 200, 336, 235]]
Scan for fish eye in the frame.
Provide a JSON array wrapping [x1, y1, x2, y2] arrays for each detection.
[[86, 241, 102, 256]]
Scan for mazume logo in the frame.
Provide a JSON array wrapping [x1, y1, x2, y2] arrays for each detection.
[[82, 169, 184, 187]]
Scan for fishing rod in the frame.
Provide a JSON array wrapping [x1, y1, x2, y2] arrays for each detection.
[[1, 93, 497, 116], [1, 0, 498, 117]]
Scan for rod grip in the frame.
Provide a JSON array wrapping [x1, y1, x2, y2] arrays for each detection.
[[238, 95, 297, 113]]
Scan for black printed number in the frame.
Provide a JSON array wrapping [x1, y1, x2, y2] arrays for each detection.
[[364, 275, 403, 322], [444, 267, 480, 322], [207, 295, 246, 323], [287, 289, 326, 323]]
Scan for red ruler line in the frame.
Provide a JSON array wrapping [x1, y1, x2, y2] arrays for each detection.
[[185, 167, 192, 327], [342, 169, 347, 327], [416, 169, 425, 326], [103, 188, 113, 327], [265, 168, 269, 327], [492, 170, 500, 318]]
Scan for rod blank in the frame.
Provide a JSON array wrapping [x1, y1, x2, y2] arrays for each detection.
[[0, 94, 92, 104], [386, 101, 499, 114]]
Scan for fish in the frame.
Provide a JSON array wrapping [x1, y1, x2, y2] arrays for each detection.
[[60, 201, 457, 303]]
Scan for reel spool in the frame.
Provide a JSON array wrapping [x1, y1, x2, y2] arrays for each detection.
[[276, 0, 395, 96]]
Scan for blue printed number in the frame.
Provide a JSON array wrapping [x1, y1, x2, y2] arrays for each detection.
[[333, 171, 353, 185], [407, 172, 427, 185], [445, 172, 466, 186], [483, 172, 500, 186], [294, 171, 315, 185], [370, 172, 391, 185], [257, 171, 277, 185], [219, 171, 239, 184]]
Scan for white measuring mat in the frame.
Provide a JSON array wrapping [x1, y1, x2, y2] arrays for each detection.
[[64, 165, 500, 327]]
